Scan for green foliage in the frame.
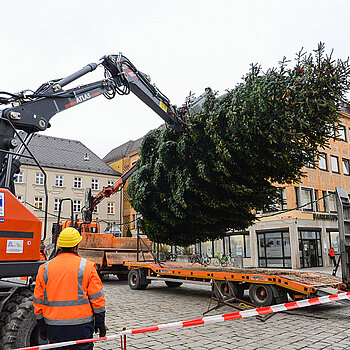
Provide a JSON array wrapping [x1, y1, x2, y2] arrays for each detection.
[[128, 43, 350, 246]]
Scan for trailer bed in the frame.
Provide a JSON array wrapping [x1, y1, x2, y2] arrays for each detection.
[[124, 261, 344, 297]]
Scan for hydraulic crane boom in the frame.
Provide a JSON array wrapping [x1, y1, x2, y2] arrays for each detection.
[[82, 162, 138, 222], [0, 54, 191, 191]]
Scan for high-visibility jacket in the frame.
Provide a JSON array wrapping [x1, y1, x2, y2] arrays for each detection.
[[329, 248, 335, 257], [33, 252, 105, 326]]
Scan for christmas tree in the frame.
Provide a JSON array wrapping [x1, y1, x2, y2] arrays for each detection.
[[128, 43, 350, 246]]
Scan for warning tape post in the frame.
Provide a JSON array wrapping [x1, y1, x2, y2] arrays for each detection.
[[13, 291, 350, 350]]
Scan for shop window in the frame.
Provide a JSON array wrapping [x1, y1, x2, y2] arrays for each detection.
[[331, 156, 339, 173], [328, 230, 340, 255], [257, 231, 291, 268], [338, 125, 347, 142], [299, 230, 323, 268], [343, 158, 350, 176], [229, 232, 251, 258], [318, 153, 328, 171]]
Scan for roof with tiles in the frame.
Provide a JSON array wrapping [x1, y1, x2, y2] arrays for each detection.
[[103, 137, 143, 164], [16, 133, 120, 176], [102, 124, 167, 164]]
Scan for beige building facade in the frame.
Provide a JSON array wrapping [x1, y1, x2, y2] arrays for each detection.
[[14, 134, 121, 246]]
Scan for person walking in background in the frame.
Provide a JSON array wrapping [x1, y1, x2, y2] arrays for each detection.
[[329, 246, 337, 267]]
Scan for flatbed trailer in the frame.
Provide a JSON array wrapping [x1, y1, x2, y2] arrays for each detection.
[[124, 261, 347, 306]]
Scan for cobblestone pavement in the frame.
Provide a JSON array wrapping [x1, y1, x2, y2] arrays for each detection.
[[95, 277, 350, 350]]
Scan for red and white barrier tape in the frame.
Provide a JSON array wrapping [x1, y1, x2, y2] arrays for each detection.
[[13, 291, 350, 350]]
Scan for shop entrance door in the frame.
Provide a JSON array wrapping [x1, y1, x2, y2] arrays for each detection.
[[301, 239, 318, 267], [299, 230, 323, 268]]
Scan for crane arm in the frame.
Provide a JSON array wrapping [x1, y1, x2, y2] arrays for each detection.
[[0, 54, 194, 189]]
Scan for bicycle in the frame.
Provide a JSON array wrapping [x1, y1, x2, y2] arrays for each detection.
[[189, 254, 201, 264], [221, 255, 235, 267], [200, 254, 211, 266], [213, 253, 233, 267]]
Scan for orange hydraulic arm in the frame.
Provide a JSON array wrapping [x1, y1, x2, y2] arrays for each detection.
[[83, 163, 138, 220]]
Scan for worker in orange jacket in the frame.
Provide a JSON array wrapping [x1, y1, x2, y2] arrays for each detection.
[[33, 227, 106, 349]]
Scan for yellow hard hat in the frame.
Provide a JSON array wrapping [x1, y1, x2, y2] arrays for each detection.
[[57, 227, 82, 248]]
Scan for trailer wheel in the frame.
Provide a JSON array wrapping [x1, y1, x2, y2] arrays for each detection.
[[0, 291, 45, 349], [165, 281, 183, 288], [249, 284, 275, 307], [214, 281, 244, 300], [128, 269, 148, 290]]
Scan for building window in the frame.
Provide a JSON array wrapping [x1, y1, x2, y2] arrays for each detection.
[[35, 173, 44, 185], [263, 187, 287, 212], [306, 152, 315, 169], [34, 197, 43, 210], [16, 195, 23, 203], [338, 125, 347, 142], [314, 190, 319, 212], [322, 190, 328, 212], [300, 187, 313, 211], [328, 230, 340, 255], [318, 153, 328, 171], [306, 158, 315, 168], [132, 213, 136, 229], [91, 179, 99, 190], [74, 177, 82, 189], [229, 232, 251, 258], [73, 200, 81, 213], [107, 202, 115, 215], [343, 158, 350, 176], [108, 180, 114, 187], [330, 156, 339, 173], [295, 187, 300, 208], [54, 198, 60, 212], [327, 124, 336, 139], [93, 205, 98, 214], [14, 171, 24, 183], [299, 230, 323, 268], [258, 231, 291, 268], [55, 175, 63, 187], [327, 191, 337, 213]]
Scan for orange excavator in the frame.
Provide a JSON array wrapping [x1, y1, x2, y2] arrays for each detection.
[[0, 53, 209, 348], [52, 163, 151, 280]]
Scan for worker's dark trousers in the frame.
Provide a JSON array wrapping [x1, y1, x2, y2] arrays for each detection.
[[47, 321, 94, 350], [331, 256, 337, 267]]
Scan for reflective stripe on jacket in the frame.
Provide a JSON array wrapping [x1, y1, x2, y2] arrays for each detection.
[[33, 252, 105, 326]]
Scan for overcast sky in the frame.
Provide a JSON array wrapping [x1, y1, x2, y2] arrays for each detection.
[[1, 0, 350, 158]]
